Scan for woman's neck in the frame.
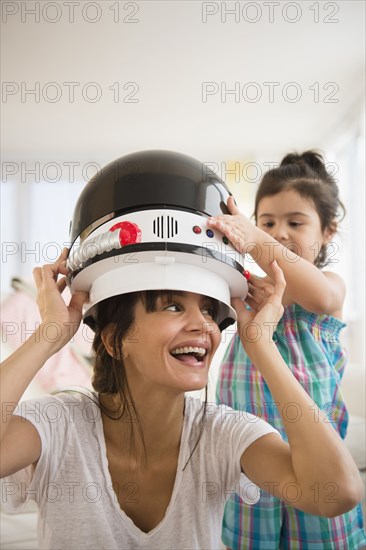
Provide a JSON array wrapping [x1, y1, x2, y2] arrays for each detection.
[[99, 390, 185, 464]]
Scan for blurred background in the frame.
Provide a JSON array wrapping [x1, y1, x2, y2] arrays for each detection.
[[1, 1, 365, 547]]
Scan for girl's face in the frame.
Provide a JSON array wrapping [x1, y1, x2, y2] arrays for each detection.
[[121, 291, 221, 394], [256, 189, 333, 264]]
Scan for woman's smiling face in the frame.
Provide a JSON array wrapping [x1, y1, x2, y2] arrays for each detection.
[[121, 291, 221, 394]]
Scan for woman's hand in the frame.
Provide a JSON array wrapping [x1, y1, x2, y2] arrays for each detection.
[[245, 274, 276, 313], [233, 260, 285, 345], [0, 249, 89, 449], [32, 248, 89, 353]]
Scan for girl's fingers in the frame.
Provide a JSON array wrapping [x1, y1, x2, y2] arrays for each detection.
[[207, 218, 246, 253], [227, 195, 239, 215], [207, 217, 228, 230], [207, 215, 237, 230], [207, 196, 239, 222]]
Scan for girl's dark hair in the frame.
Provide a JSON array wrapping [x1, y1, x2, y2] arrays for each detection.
[[91, 290, 210, 468], [254, 150, 345, 268]]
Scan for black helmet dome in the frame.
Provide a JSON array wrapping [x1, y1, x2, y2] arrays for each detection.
[[67, 150, 249, 331]]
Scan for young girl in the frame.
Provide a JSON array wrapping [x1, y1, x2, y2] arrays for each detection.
[[209, 151, 366, 549], [0, 205, 363, 548]]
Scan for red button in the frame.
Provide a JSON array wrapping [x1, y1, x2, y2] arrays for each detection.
[[109, 221, 142, 246], [243, 270, 251, 280]]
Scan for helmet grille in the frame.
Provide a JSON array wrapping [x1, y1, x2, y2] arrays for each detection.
[[152, 215, 179, 239]]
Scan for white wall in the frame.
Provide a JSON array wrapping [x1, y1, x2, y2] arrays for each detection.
[[1, 1, 365, 409]]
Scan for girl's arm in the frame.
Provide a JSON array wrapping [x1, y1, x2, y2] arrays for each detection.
[[0, 249, 88, 477], [208, 197, 345, 316], [237, 262, 362, 517]]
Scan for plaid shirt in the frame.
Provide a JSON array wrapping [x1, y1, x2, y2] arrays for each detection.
[[217, 304, 349, 440], [216, 305, 366, 549]]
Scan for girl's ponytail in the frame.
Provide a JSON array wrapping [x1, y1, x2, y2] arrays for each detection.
[[281, 150, 329, 181]]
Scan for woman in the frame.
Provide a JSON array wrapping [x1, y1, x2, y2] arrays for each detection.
[[0, 244, 363, 550]]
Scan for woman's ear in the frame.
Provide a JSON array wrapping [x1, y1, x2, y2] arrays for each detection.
[[101, 324, 118, 358], [323, 222, 337, 244]]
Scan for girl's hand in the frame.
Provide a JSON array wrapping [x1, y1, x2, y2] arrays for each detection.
[[32, 248, 89, 353], [207, 196, 256, 255], [233, 261, 285, 344]]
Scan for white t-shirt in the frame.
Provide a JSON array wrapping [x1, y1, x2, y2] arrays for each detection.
[[2, 391, 279, 550]]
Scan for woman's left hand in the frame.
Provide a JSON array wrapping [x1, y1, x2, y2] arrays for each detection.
[[245, 274, 276, 313], [233, 260, 285, 343]]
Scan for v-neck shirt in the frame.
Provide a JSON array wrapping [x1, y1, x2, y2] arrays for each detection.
[[4, 391, 279, 549]]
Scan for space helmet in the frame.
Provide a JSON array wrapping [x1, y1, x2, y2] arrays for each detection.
[[67, 150, 249, 331]]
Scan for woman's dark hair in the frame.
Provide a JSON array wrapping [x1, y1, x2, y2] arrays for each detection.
[[254, 150, 345, 268], [91, 290, 213, 468]]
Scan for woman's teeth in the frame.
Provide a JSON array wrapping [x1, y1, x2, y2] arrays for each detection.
[[171, 346, 206, 358]]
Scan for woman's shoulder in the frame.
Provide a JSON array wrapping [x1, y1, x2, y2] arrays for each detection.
[[184, 395, 229, 424], [15, 387, 99, 423], [184, 396, 279, 447], [185, 395, 256, 425], [52, 387, 98, 404]]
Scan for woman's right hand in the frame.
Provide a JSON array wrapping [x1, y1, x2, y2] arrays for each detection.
[[32, 248, 89, 354]]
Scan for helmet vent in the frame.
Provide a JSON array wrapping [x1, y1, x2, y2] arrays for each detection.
[[153, 215, 178, 239]]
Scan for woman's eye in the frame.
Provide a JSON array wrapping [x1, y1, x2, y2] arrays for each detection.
[[262, 222, 274, 228], [163, 304, 181, 312], [201, 307, 215, 319], [289, 221, 302, 227]]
